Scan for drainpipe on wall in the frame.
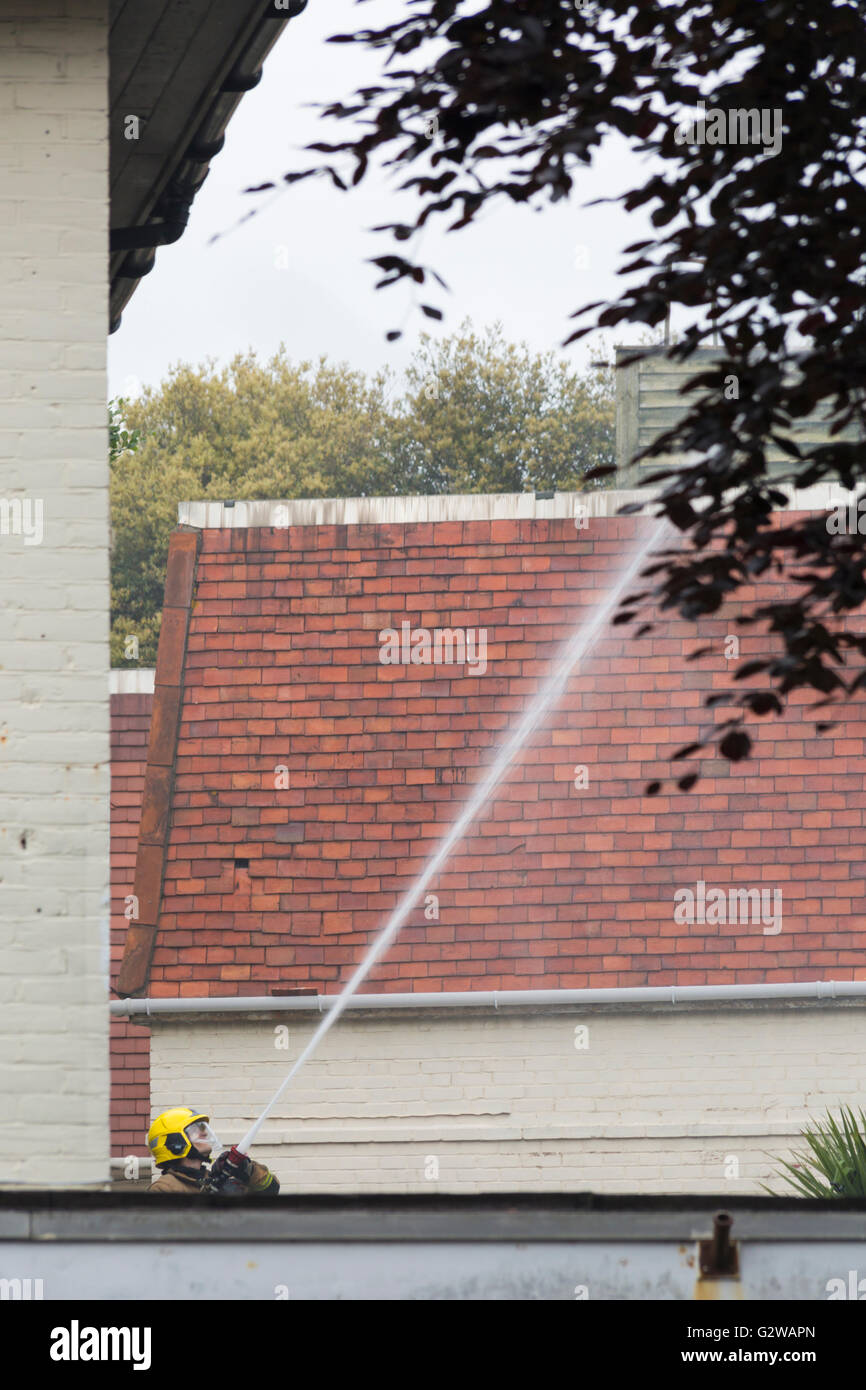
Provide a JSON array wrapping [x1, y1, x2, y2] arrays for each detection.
[[111, 980, 866, 1018]]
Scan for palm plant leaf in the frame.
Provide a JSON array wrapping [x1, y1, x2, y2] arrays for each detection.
[[764, 1106, 866, 1198]]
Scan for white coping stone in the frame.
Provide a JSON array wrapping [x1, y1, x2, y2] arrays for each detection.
[[177, 484, 853, 530], [109, 669, 155, 694]]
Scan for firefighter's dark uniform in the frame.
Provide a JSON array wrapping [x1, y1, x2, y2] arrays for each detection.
[[150, 1158, 279, 1195]]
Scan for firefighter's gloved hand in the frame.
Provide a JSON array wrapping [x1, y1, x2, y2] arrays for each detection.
[[209, 1148, 252, 1190], [207, 1172, 247, 1196]]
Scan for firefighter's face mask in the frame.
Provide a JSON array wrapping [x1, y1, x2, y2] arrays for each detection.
[[184, 1119, 221, 1157]]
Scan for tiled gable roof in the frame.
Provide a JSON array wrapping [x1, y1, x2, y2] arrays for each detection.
[[118, 505, 866, 997]]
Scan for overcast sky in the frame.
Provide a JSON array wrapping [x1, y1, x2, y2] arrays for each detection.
[[108, 0, 661, 400]]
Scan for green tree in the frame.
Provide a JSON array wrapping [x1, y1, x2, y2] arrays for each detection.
[[392, 323, 614, 494], [110, 333, 614, 665]]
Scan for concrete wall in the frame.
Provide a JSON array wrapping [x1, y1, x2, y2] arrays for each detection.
[[3, 1193, 863, 1301], [0, 1, 110, 1181], [149, 1003, 866, 1194]]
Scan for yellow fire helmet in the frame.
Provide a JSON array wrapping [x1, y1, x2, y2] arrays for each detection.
[[147, 1107, 219, 1166]]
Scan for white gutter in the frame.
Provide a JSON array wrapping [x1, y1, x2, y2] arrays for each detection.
[[111, 980, 866, 1017]]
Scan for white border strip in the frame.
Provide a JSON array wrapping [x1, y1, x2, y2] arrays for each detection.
[[177, 485, 854, 530], [109, 669, 156, 694]]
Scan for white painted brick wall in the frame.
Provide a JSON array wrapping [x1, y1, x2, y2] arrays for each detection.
[[149, 1005, 866, 1194], [0, 1, 109, 1182]]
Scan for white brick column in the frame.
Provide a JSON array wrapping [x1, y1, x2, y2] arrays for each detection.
[[0, 0, 110, 1182]]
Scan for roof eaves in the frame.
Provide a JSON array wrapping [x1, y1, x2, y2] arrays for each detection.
[[109, 0, 307, 333]]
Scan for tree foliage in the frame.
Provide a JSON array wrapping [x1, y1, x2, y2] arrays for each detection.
[[392, 322, 614, 494], [266, 0, 866, 781], [109, 397, 141, 465], [110, 330, 613, 663]]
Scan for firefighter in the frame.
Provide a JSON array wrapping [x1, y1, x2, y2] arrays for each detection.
[[146, 1106, 280, 1196]]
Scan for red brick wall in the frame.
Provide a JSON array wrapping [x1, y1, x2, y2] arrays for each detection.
[[140, 514, 866, 995], [110, 690, 152, 1154]]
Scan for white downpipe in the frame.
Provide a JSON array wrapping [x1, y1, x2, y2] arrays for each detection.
[[111, 980, 866, 1017]]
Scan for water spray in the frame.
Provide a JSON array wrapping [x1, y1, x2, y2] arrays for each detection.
[[230, 517, 670, 1160]]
